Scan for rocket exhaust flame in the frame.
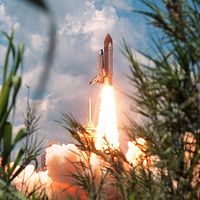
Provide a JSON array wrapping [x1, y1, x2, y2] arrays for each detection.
[[126, 138, 146, 167], [95, 85, 119, 149], [89, 34, 119, 149]]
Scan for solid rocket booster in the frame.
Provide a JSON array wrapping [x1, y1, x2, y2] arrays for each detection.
[[89, 33, 113, 85]]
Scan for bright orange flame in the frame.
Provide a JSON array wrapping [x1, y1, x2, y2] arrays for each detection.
[[126, 138, 146, 166], [95, 85, 119, 149]]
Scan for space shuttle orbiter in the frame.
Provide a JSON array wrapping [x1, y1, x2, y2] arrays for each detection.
[[89, 33, 113, 85]]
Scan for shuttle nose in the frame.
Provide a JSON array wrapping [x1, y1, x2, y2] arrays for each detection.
[[104, 33, 113, 46]]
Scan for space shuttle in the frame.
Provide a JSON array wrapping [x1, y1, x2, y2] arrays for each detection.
[[89, 33, 113, 85]]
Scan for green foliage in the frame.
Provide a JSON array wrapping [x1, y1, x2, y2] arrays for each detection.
[[0, 32, 43, 199], [0, 178, 26, 200], [0, 0, 56, 199], [122, 0, 200, 199], [24, 96, 42, 161], [0, 31, 26, 182]]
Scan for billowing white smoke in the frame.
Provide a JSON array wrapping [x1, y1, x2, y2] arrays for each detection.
[[12, 144, 85, 199], [46, 143, 85, 199], [12, 164, 52, 197], [46, 143, 81, 183]]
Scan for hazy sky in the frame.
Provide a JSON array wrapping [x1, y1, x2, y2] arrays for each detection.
[[0, 0, 150, 144]]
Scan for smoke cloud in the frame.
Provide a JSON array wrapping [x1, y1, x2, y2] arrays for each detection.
[[12, 143, 87, 199]]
